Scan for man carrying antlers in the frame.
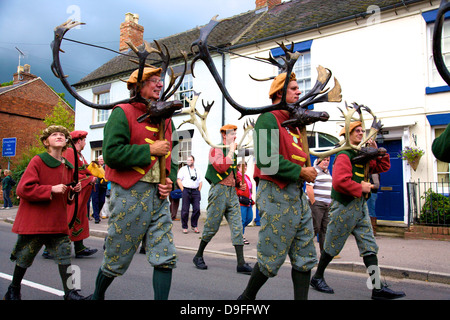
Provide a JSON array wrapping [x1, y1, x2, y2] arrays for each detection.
[[238, 73, 318, 300], [310, 121, 406, 300], [91, 67, 178, 300], [193, 124, 252, 274]]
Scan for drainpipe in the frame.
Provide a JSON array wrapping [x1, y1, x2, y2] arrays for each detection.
[[220, 50, 226, 126]]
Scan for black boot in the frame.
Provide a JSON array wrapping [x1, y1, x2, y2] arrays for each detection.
[[64, 289, 91, 300], [4, 285, 21, 300], [372, 284, 406, 300], [310, 276, 334, 294], [235, 245, 252, 274], [310, 251, 334, 294]]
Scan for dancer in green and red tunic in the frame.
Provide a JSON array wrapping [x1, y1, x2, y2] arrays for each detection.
[[310, 121, 406, 300], [91, 67, 178, 300], [239, 72, 318, 300]]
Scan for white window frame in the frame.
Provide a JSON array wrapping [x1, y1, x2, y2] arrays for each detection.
[[293, 51, 312, 98], [91, 148, 103, 162], [175, 73, 194, 109], [178, 137, 192, 165], [427, 19, 450, 88], [94, 91, 111, 124], [277, 51, 312, 99]]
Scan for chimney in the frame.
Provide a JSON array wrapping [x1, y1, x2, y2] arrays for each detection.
[[255, 0, 282, 10], [119, 13, 144, 53], [13, 64, 37, 84]]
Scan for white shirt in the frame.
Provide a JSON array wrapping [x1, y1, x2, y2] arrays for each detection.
[[177, 165, 203, 189]]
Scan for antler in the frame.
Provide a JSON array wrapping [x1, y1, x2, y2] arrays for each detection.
[[310, 102, 382, 158], [177, 92, 223, 148], [237, 118, 255, 150], [191, 17, 301, 119], [51, 20, 184, 121], [176, 91, 255, 149], [51, 20, 124, 109]]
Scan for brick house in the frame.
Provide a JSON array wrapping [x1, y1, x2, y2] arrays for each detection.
[[0, 65, 75, 171]]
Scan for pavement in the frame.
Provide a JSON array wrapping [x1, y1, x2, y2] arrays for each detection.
[[1, 206, 449, 285]]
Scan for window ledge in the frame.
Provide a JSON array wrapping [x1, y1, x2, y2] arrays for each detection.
[[90, 123, 106, 129], [426, 85, 450, 95]]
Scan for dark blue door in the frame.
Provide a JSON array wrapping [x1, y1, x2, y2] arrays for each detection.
[[375, 140, 404, 221]]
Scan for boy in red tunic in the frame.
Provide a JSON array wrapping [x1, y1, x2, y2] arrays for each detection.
[[4, 125, 89, 300]]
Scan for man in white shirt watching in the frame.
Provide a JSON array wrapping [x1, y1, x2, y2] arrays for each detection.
[[177, 155, 203, 234]]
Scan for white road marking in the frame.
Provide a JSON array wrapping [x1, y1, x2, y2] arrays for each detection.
[[0, 272, 64, 296]]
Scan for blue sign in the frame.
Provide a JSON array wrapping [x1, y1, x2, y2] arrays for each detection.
[[2, 137, 16, 157]]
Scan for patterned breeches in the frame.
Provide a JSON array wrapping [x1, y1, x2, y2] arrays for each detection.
[[101, 182, 177, 277], [256, 180, 317, 278], [10, 234, 72, 268], [201, 183, 244, 246], [324, 197, 379, 257]]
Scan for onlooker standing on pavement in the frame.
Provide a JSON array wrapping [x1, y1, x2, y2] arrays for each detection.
[[236, 161, 254, 245], [91, 155, 108, 224], [1, 169, 15, 210], [177, 155, 203, 233], [305, 157, 332, 253]]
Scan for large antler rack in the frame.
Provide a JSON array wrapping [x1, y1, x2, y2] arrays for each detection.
[[309, 102, 383, 158], [190, 16, 342, 129], [51, 19, 186, 123], [177, 91, 255, 149], [433, 0, 450, 86]]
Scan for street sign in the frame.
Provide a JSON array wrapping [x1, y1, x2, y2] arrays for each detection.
[[2, 137, 17, 157]]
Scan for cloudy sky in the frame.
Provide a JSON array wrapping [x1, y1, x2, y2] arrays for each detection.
[[0, 0, 256, 106]]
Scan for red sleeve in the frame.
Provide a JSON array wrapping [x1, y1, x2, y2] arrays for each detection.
[[369, 154, 390, 174], [235, 171, 249, 197], [16, 157, 53, 202], [209, 148, 232, 173], [332, 153, 362, 198]]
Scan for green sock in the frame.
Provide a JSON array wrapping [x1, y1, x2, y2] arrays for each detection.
[[195, 240, 208, 257], [234, 245, 245, 266], [291, 269, 311, 300], [58, 264, 72, 295], [363, 254, 381, 289], [153, 267, 172, 300], [74, 240, 86, 253], [11, 265, 27, 288], [241, 263, 269, 300], [313, 251, 333, 279], [92, 268, 114, 300]]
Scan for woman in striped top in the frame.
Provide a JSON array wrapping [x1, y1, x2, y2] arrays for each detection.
[[306, 157, 332, 253]]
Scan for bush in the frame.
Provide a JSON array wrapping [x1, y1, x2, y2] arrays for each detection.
[[420, 188, 450, 225]]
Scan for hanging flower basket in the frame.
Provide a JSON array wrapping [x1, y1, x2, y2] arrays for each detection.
[[398, 146, 424, 171]]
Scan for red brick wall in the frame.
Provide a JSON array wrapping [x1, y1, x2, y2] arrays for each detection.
[[119, 20, 144, 52], [0, 78, 74, 170]]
